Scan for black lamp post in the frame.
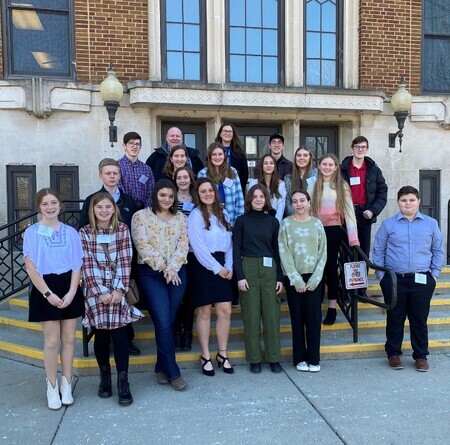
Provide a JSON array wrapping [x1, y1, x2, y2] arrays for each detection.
[[388, 76, 413, 153], [100, 64, 123, 147]]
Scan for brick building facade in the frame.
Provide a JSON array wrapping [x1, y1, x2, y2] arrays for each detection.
[[0, 0, 449, 254]]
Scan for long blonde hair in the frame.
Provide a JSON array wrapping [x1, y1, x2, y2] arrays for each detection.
[[311, 153, 352, 220], [88, 192, 120, 235], [205, 142, 235, 183]]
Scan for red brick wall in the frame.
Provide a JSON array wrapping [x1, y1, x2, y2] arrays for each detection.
[[75, 0, 149, 84], [359, 0, 422, 95]]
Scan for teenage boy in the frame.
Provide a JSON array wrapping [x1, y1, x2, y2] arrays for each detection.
[[268, 132, 293, 180]]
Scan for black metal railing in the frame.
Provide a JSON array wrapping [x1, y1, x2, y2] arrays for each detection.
[[336, 233, 397, 343]]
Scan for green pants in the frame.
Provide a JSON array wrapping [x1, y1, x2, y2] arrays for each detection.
[[240, 257, 281, 363]]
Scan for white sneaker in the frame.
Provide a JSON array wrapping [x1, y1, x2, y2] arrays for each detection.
[[308, 364, 321, 372], [296, 361, 309, 372]]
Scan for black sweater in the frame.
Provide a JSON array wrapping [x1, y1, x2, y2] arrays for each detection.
[[233, 210, 282, 281]]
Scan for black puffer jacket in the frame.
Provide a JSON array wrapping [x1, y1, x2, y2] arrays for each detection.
[[340, 155, 388, 223]]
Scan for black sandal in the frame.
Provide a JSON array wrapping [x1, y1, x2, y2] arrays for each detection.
[[216, 351, 234, 374], [200, 356, 215, 377]]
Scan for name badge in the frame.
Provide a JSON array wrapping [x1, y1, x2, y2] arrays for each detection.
[[263, 257, 273, 267], [37, 225, 54, 237], [96, 235, 112, 243], [223, 177, 234, 188], [139, 175, 148, 184], [415, 273, 427, 284], [183, 202, 195, 212], [350, 177, 361, 186]]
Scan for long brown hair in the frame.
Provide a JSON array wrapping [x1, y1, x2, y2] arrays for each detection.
[[205, 142, 236, 183], [194, 178, 231, 231], [88, 192, 120, 235], [162, 145, 188, 177], [291, 146, 315, 190], [310, 153, 352, 221], [253, 154, 281, 199], [215, 123, 245, 159]]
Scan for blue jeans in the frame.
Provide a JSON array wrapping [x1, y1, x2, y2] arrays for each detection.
[[137, 264, 187, 380]]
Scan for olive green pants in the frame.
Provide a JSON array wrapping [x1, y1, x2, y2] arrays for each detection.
[[239, 257, 281, 363]]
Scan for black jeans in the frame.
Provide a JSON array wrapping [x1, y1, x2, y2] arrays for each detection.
[[285, 274, 322, 366], [380, 273, 436, 359], [354, 209, 373, 258]]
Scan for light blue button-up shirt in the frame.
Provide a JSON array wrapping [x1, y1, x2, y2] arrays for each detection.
[[372, 211, 444, 279]]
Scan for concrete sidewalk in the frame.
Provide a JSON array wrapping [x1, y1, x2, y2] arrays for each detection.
[[1, 355, 450, 445]]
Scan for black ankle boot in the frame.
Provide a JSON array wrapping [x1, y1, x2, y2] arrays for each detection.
[[323, 308, 337, 325], [98, 365, 112, 398], [117, 371, 133, 406], [182, 330, 193, 351]]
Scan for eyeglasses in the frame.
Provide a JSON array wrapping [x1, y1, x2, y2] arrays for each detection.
[[221, 130, 233, 134], [127, 142, 141, 148], [353, 145, 368, 151]]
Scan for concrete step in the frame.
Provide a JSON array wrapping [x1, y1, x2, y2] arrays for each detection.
[[3, 272, 450, 375]]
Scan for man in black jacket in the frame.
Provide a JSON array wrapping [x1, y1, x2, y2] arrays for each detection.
[[341, 136, 388, 260], [145, 127, 204, 181]]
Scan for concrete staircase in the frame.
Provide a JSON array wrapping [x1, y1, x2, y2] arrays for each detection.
[[2, 270, 450, 375]]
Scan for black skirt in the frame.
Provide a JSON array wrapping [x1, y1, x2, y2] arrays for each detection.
[[28, 270, 85, 322], [188, 252, 233, 309]]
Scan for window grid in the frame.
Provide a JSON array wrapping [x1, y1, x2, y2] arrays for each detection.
[[3, 0, 74, 79], [305, 0, 340, 87], [163, 0, 203, 81], [422, 0, 450, 93], [228, 0, 280, 84]]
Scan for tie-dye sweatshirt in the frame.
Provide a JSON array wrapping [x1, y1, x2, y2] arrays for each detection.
[[308, 181, 359, 246]]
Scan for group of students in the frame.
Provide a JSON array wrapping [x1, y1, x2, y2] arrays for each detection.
[[24, 127, 388, 411]]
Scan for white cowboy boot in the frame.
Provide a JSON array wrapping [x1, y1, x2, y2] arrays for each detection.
[[46, 378, 62, 410], [59, 375, 74, 405]]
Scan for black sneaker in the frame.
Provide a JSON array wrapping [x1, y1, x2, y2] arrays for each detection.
[[250, 363, 262, 373]]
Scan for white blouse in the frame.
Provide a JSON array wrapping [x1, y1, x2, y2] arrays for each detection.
[[187, 208, 233, 274]]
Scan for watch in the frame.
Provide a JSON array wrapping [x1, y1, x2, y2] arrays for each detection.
[[43, 290, 52, 298]]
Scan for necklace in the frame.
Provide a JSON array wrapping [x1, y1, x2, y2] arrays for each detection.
[[178, 193, 191, 202]]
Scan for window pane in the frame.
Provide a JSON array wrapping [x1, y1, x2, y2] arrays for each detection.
[[183, 0, 199, 23], [247, 56, 262, 82], [230, 0, 245, 26], [230, 55, 246, 81], [424, 0, 450, 34], [262, 56, 277, 83], [166, 0, 182, 22], [306, 1, 321, 31], [306, 60, 320, 85], [263, 29, 277, 56], [230, 28, 245, 53], [184, 24, 199, 51], [322, 60, 336, 86], [423, 38, 450, 91], [322, 33, 336, 59], [167, 24, 183, 51], [306, 32, 320, 58], [322, 1, 336, 32], [184, 53, 200, 80], [246, 0, 261, 27], [167, 52, 183, 79], [11, 11, 70, 77], [9, 0, 69, 9], [246, 28, 262, 55], [262, 0, 277, 28]]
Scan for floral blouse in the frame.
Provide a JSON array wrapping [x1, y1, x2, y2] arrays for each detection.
[[131, 208, 189, 272]]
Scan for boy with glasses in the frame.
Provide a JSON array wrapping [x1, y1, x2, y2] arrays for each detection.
[[118, 132, 155, 211], [341, 137, 388, 289], [268, 132, 293, 180]]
